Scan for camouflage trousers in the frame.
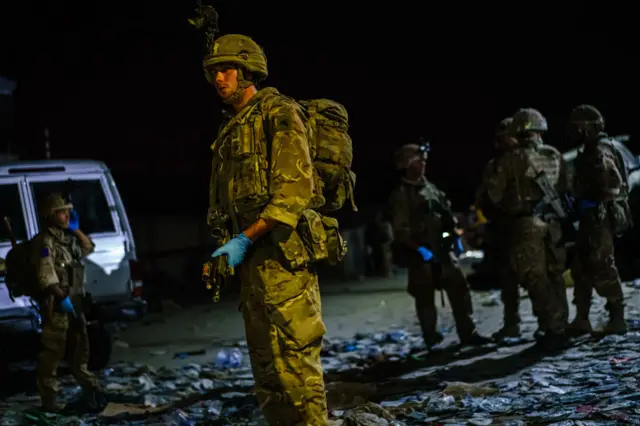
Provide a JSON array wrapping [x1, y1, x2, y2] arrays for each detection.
[[408, 261, 476, 344], [239, 241, 329, 426], [37, 307, 100, 404], [571, 212, 624, 317], [507, 217, 568, 334]]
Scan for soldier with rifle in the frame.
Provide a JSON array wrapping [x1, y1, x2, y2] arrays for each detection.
[[389, 141, 490, 349], [484, 108, 570, 349]]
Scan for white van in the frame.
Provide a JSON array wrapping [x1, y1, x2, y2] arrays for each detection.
[[0, 159, 146, 326]]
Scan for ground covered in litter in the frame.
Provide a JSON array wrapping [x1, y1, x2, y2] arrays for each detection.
[[5, 328, 640, 425], [3, 282, 640, 425]]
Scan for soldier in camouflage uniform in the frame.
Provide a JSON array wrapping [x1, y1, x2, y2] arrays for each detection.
[[389, 143, 490, 348], [475, 118, 525, 340], [567, 104, 630, 336], [485, 108, 569, 348], [31, 194, 104, 412], [203, 34, 329, 425]]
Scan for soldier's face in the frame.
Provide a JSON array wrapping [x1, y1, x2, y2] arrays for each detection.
[[54, 208, 70, 228], [212, 65, 239, 100], [407, 155, 427, 177]]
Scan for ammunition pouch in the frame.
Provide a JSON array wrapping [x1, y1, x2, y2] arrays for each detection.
[[272, 225, 311, 270], [608, 200, 633, 236], [322, 215, 348, 266], [297, 210, 329, 263], [68, 263, 85, 294], [296, 209, 347, 266]]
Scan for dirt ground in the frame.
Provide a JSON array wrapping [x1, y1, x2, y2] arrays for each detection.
[[108, 271, 635, 372]]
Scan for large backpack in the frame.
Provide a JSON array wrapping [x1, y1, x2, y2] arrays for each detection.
[[3, 240, 38, 301], [299, 99, 357, 213], [607, 139, 634, 233]]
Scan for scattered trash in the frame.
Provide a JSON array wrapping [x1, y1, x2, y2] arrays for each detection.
[[173, 349, 207, 360], [214, 348, 243, 368], [626, 279, 640, 289], [478, 291, 501, 307], [4, 319, 640, 424], [442, 382, 499, 398]]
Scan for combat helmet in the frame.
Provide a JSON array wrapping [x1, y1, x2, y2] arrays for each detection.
[[202, 34, 268, 85], [39, 193, 73, 219], [509, 108, 548, 135], [567, 104, 605, 140]]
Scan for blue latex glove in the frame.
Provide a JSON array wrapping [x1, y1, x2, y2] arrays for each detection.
[[453, 237, 465, 257], [60, 296, 76, 315], [578, 199, 597, 213], [211, 233, 253, 268], [68, 209, 79, 232], [417, 246, 434, 262]]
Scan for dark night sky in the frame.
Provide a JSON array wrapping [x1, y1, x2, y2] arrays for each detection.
[[0, 1, 638, 218]]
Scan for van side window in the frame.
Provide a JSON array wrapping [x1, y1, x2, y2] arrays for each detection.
[[31, 180, 116, 235], [0, 183, 27, 243]]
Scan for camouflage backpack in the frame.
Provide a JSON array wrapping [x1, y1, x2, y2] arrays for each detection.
[[3, 240, 38, 301], [299, 99, 357, 213]]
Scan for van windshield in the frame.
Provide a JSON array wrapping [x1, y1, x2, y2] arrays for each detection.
[[31, 179, 116, 235], [0, 183, 28, 243]]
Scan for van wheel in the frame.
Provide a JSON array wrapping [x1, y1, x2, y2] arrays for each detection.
[[87, 324, 112, 371]]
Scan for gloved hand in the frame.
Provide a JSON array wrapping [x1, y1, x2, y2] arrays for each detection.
[[211, 233, 252, 268], [453, 237, 465, 257], [68, 209, 80, 232], [417, 246, 434, 262], [60, 296, 76, 315], [578, 199, 597, 213]]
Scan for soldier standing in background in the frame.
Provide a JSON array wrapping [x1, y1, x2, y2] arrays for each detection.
[[31, 194, 105, 412], [475, 117, 526, 340], [567, 104, 630, 336], [389, 142, 490, 348], [485, 108, 569, 349]]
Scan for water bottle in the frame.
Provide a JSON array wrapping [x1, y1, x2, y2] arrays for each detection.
[[206, 400, 223, 417], [228, 348, 242, 368], [344, 343, 357, 352], [214, 349, 228, 368], [169, 410, 195, 426], [388, 330, 407, 342]]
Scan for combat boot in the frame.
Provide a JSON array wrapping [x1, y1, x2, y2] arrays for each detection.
[[492, 325, 521, 342], [598, 303, 627, 335], [460, 332, 492, 346], [83, 388, 109, 411], [566, 303, 592, 336], [533, 328, 545, 340], [535, 330, 568, 351], [424, 331, 444, 348], [566, 317, 593, 337], [41, 395, 65, 413]]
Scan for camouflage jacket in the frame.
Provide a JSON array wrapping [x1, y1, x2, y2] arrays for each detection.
[[31, 227, 95, 294], [208, 87, 317, 235], [388, 176, 457, 257], [574, 136, 627, 203], [485, 143, 568, 217]]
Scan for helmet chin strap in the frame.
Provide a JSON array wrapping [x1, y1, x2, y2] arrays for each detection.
[[223, 68, 254, 105]]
